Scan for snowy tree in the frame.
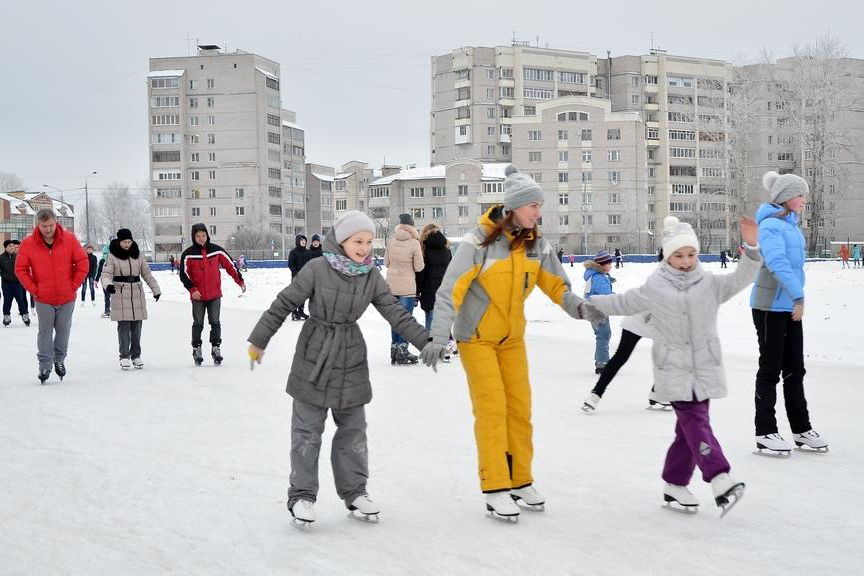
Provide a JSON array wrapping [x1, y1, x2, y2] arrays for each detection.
[[0, 171, 24, 193], [85, 181, 150, 246]]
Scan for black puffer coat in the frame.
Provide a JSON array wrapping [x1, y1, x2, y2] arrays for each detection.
[[416, 230, 452, 312]]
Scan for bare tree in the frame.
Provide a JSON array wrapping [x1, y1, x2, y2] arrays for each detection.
[[0, 171, 24, 192], [85, 181, 149, 246]]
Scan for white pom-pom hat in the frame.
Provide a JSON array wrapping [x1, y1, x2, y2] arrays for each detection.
[[503, 164, 544, 212], [661, 216, 700, 261], [762, 170, 809, 205]]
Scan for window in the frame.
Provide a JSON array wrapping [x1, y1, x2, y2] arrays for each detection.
[[206, 79, 215, 89], [523, 88, 553, 100], [487, 145, 496, 155], [670, 147, 696, 158], [336, 199, 347, 211], [558, 193, 569, 205], [458, 185, 469, 197], [702, 167, 724, 178], [482, 182, 503, 194], [486, 69, 495, 80], [582, 214, 593, 225], [152, 151, 181, 162], [459, 205, 469, 217], [523, 68, 553, 81], [647, 168, 656, 177], [207, 97, 214, 108], [699, 149, 720, 159], [487, 126, 495, 136], [409, 187, 425, 198], [151, 114, 180, 126], [208, 170, 216, 180], [528, 151, 542, 163], [190, 170, 200, 181], [233, 188, 245, 199], [321, 195, 331, 207], [669, 166, 697, 177], [559, 215, 569, 226], [410, 207, 425, 220], [558, 151, 568, 162], [155, 187, 181, 199], [670, 202, 695, 212], [150, 77, 179, 89], [581, 129, 592, 141], [647, 185, 655, 196], [235, 206, 245, 216], [558, 130, 568, 141], [151, 96, 179, 107], [432, 206, 445, 219], [646, 127, 659, 140], [668, 76, 693, 88], [582, 150, 592, 163], [500, 67, 514, 79], [432, 186, 446, 197], [189, 116, 199, 126], [531, 173, 542, 182], [668, 95, 694, 106], [208, 188, 216, 199], [607, 150, 621, 162], [631, 95, 640, 105], [582, 171, 592, 183], [582, 192, 592, 203], [269, 186, 282, 198], [267, 113, 280, 126], [457, 125, 468, 136], [648, 203, 655, 213], [189, 80, 198, 90], [631, 76, 640, 87], [189, 134, 199, 144], [455, 69, 470, 81], [208, 134, 216, 144], [607, 172, 621, 184], [608, 192, 621, 204], [672, 184, 695, 194], [152, 132, 179, 144], [559, 71, 586, 84], [778, 151, 795, 161], [558, 172, 568, 183], [208, 152, 215, 162], [268, 132, 281, 144], [206, 115, 215, 125], [608, 214, 622, 225], [268, 168, 280, 179], [209, 207, 216, 217], [487, 107, 496, 119], [190, 207, 200, 217], [266, 77, 279, 90], [523, 106, 536, 115], [644, 75, 658, 85], [500, 87, 514, 98], [668, 130, 695, 141], [607, 129, 620, 140], [668, 111, 694, 122]]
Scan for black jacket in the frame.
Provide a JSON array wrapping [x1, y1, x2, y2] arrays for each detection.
[[0, 252, 19, 283], [287, 234, 310, 277], [86, 253, 98, 278], [415, 230, 452, 311], [308, 234, 323, 260]]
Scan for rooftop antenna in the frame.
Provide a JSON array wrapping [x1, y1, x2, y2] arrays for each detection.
[[650, 32, 655, 53], [536, 35, 540, 47]]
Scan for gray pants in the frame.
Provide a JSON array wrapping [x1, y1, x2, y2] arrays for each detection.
[[118, 320, 143, 359], [287, 399, 369, 508], [34, 301, 75, 370]]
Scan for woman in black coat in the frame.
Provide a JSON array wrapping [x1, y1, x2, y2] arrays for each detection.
[[415, 225, 451, 330]]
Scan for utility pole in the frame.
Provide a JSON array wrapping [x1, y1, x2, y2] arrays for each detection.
[[85, 170, 97, 245]]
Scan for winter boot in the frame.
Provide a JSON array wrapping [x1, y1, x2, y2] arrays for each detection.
[[390, 344, 398, 365], [594, 362, 606, 375], [485, 492, 520, 522], [511, 485, 545, 510], [792, 430, 829, 453], [2, 315, 10, 326], [120, 358, 132, 370], [38, 367, 51, 384], [54, 361, 66, 381], [211, 346, 223, 365], [711, 473, 745, 517], [393, 343, 418, 365], [192, 346, 204, 366], [22, 313, 30, 326], [663, 483, 699, 513], [289, 500, 316, 527], [347, 494, 380, 522], [581, 392, 601, 414], [132, 358, 144, 370], [755, 433, 793, 457]]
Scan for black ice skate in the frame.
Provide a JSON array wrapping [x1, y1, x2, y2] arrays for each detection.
[[2, 315, 10, 327], [211, 346, 223, 365], [22, 313, 30, 326], [54, 361, 66, 381], [297, 307, 309, 320], [391, 343, 418, 365], [291, 310, 302, 321], [38, 368, 50, 384], [192, 346, 204, 366]]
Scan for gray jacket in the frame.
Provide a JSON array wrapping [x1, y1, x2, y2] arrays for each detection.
[[248, 230, 429, 410], [590, 249, 761, 402]]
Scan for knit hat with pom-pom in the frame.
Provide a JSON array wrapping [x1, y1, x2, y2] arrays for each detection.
[[661, 216, 700, 261], [762, 171, 809, 205], [503, 165, 544, 212]]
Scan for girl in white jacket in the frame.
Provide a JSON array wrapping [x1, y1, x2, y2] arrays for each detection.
[[584, 215, 761, 516]]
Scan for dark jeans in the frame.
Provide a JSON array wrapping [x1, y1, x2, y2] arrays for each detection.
[[2, 280, 28, 316], [390, 296, 416, 345], [752, 309, 811, 436], [103, 287, 111, 314], [118, 320, 143, 359], [81, 277, 95, 301], [593, 329, 642, 396], [192, 298, 221, 347]]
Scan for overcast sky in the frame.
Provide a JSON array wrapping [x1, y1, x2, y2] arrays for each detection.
[[2, 0, 862, 202]]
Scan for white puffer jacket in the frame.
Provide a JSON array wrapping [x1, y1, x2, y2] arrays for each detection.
[[384, 224, 424, 296]]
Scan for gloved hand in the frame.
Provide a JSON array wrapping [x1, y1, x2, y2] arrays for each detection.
[[577, 301, 607, 327], [419, 341, 448, 372], [248, 345, 264, 371], [105, 285, 116, 294], [154, 294, 160, 302]]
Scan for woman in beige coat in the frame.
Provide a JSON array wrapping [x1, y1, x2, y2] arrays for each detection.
[[100, 228, 161, 369], [383, 213, 424, 364]]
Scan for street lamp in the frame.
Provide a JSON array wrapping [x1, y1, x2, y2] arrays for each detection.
[[42, 184, 64, 204], [581, 201, 592, 255], [84, 170, 97, 245]]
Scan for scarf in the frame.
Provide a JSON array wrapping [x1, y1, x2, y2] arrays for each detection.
[[324, 251, 372, 277]]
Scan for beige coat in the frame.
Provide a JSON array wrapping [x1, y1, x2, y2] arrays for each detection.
[[384, 224, 424, 296], [100, 241, 161, 322]]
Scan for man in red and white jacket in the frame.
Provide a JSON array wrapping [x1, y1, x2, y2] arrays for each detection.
[[179, 223, 245, 365]]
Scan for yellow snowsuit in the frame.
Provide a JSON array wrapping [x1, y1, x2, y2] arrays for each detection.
[[430, 206, 587, 492]]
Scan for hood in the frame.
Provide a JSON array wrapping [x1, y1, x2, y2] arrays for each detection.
[[109, 238, 140, 260], [755, 202, 798, 225], [656, 260, 707, 290], [30, 221, 66, 244], [394, 224, 419, 241], [294, 234, 308, 249], [583, 261, 605, 278], [190, 223, 210, 246], [423, 230, 448, 249], [322, 228, 346, 256]]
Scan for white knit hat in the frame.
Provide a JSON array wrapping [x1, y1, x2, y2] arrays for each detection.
[[333, 210, 375, 243], [661, 216, 700, 261]]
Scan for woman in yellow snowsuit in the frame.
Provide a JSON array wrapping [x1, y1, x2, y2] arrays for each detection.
[[420, 165, 605, 520]]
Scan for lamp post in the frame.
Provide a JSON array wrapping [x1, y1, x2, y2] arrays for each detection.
[[84, 171, 97, 245], [42, 184, 64, 204], [581, 201, 592, 255]]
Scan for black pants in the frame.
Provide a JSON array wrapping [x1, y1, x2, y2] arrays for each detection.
[[752, 309, 811, 436], [2, 280, 28, 316], [593, 329, 642, 396], [192, 298, 221, 347], [720, 260, 727, 268], [118, 320, 143, 359]]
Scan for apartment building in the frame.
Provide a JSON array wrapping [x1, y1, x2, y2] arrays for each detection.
[[148, 45, 288, 256], [304, 164, 335, 237], [281, 111, 307, 238], [303, 161, 376, 238]]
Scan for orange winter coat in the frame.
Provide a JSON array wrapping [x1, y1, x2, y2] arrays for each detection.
[[840, 245, 849, 260]]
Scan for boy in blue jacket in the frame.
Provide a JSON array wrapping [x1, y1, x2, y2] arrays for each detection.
[[584, 251, 615, 373]]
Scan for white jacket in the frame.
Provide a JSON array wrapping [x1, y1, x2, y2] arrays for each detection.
[[590, 249, 761, 402]]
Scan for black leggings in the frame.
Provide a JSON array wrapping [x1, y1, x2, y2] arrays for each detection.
[[593, 329, 643, 396]]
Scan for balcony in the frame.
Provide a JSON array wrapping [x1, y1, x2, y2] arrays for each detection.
[[498, 98, 515, 107], [644, 102, 660, 111], [499, 133, 511, 144], [454, 117, 471, 127], [455, 78, 471, 90], [499, 77, 515, 87], [454, 98, 471, 108]]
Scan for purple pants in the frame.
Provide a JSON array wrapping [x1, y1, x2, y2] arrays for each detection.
[[662, 399, 730, 485]]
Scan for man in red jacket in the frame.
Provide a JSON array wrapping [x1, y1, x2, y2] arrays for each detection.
[[179, 223, 245, 365], [15, 209, 88, 384]]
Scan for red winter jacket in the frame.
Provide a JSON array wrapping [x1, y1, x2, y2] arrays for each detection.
[[15, 223, 89, 306], [179, 241, 244, 301]]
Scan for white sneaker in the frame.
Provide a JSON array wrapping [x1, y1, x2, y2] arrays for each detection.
[[511, 485, 545, 508], [290, 500, 315, 523], [755, 433, 793, 453], [582, 392, 601, 413], [793, 430, 829, 451], [119, 358, 132, 369], [132, 358, 144, 369], [485, 491, 520, 518], [348, 494, 380, 516], [663, 483, 699, 508]]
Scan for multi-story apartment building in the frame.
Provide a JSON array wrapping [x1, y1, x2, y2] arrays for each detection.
[[281, 111, 307, 238], [304, 163, 335, 237], [303, 161, 376, 238], [148, 45, 289, 257]]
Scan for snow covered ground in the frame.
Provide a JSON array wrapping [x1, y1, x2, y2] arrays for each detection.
[[1, 261, 862, 575]]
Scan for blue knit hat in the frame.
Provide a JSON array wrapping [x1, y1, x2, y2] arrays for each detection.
[[503, 165, 544, 212], [593, 251, 613, 265]]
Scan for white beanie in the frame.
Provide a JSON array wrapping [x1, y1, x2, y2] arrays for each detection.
[[333, 210, 375, 243], [762, 171, 809, 205], [661, 216, 700, 261]]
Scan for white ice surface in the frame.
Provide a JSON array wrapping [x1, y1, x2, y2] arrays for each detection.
[[1, 262, 862, 575]]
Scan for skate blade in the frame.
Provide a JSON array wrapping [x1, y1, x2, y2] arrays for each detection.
[[347, 510, 380, 523], [291, 518, 313, 530], [717, 484, 745, 518], [512, 499, 545, 512], [663, 500, 699, 515], [134, 365, 144, 370], [794, 445, 829, 453], [647, 403, 672, 412], [581, 404, 596, 414], [753, 447, 791, 458], [486, 505, 519, 522]]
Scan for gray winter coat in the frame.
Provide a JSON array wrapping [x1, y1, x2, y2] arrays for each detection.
[[590, 249, 761, 402], [100, 240, 161, 322], [248, 230, 429, 410]]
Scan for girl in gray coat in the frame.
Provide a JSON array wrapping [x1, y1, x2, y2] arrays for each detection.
[[247, 211, 434, 526], [584, 215, 761, 517]]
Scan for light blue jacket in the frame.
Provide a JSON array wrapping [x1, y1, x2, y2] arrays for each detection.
[[583, 263, 614, 299], [750, 203, 805, 312], [853, 245, 862, 259]]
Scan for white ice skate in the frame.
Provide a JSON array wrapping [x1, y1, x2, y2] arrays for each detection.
[[647, 390, 672, 411], [347, 494, 380, 522], [289, 500, 315, 528], [511, 485, 545, 511], [754, 433, 793, 458], [793, 430, 829, 453], [711, 473, 745, 518], [663, 483, 699, 514], [485, 491, 520, 522], [581, 392, 601, 414], [132, 358, 144, 370], [119, 358, 132, 370]]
